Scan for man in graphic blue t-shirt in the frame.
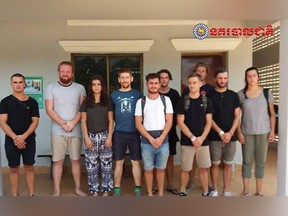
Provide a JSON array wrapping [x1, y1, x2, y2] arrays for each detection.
[[110, 68, 142, 196]]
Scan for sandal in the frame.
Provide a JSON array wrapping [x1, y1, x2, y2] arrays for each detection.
[[166, 188, 179, 195], [241, 192, 249, 196]]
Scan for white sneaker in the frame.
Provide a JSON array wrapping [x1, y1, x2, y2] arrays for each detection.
[[209, 190, 218, 196], [223, 191, 232, 197]]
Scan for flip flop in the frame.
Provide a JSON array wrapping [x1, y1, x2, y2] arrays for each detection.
[[166, 188, 179, 195]]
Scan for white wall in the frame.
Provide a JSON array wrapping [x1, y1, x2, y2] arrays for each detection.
[[0, 20, 253, 166], [228, 36, 253, 164]]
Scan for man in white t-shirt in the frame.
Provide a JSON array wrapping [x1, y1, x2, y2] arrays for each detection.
[[135, 73, 173, 196]]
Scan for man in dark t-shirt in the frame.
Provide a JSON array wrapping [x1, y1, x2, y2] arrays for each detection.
[[206, 68, 240, 197], [176, 73, 214, 196], [0, 73, 39, 196], [182, 63, 215, 190], [158, 69, 180, 195], [110, 68, 142, 196]]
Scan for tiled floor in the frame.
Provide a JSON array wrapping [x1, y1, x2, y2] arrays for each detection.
[[1, 146, 277, 197]]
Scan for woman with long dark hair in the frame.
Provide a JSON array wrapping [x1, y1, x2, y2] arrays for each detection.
[[237, 67, 276, 196], [80, 75, 113, 196]]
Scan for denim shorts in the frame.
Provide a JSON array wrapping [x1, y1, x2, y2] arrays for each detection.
[[141, 142, 169, 171]]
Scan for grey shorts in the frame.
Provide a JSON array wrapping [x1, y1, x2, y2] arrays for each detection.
[[210, 141, 236, 165]]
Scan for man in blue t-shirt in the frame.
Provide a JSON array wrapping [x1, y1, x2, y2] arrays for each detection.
[[110, 68, 142, 196]]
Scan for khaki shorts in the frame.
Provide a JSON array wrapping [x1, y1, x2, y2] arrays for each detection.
[[181, 145, 211, 171], [51, 135, 82, 162]]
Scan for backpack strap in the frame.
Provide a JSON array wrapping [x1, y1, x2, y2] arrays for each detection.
[[184, 95, 190, 111], [160, 95, 166, 114], [141, 95, 166, 119], [263, 88, 271, 116], [141, 96, 146, 118]]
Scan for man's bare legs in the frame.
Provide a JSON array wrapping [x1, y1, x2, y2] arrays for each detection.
[[223, 163, 232, 193], [188, 158, 197, 188], [131, 160, 141, 186], [71, 159, 86, 196], [211, 164, 219, 192], [9, 166, 20, 196], [166, 155, 176, 189], [52, 160, 64, 196], [145, 169, 154, 196], [24, 165, 35, 196], [156, 168, 165, 196], [114, 160, 124, 188], [199, 167, 209, 195]]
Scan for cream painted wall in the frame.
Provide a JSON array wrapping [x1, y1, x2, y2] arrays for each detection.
[[0, 20, 252, 166]]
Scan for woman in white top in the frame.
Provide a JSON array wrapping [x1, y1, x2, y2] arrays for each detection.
[[237, 67, 276, 196]]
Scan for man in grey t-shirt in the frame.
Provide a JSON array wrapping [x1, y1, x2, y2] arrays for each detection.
[[45, 61, 87, 196]]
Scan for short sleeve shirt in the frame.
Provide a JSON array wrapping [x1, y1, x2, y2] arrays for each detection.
[[0, 95, 40, 141], [176, 95, 214, 146]]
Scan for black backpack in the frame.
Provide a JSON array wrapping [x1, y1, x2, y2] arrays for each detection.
[[183, 94, 207, 112]]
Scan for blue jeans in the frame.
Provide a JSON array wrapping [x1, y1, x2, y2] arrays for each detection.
[[141, 143, 169, 171]]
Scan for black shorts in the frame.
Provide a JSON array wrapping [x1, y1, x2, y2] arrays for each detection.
[[112, 131, 141, 160], [5, 137, 36, 168], [168, 127, 179, 156]]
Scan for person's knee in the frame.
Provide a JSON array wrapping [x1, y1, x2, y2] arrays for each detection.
[[156, 168, 165, 174], [70, 159, 80, 165], [24, 165, 34, 172], [115, 160, 125, 167], [198, 167, 208, 174], [131, 159, 141, 166], [10, 166, 19, 174]]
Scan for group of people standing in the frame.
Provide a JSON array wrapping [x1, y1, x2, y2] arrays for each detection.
[[0, 61, 275, 197]]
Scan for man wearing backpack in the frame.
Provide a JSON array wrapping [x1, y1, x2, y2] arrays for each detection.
[[207, 68, 240, 196], [177, 73, 214, 196], [135, 73, 173, 196]]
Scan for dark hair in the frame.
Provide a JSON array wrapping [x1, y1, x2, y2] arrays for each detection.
[[187, 72, 202, 81], [214, 67, 228, 78], [243, 66, 259, 94], [11, 73, 25, 81], [145, 73, 160, 82], [86, 75, 108, 107], [157, 69, 173, 80], [193, 62, 210, 74], [118, 68, 132, 77], [57, 61, 74, 72]]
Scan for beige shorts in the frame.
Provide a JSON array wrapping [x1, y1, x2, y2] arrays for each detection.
[[51, 135, 82, 162], [181, 145, 211, 171]]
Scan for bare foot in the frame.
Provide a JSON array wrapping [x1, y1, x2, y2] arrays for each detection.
[[92, 193, 98, 196], [53, 189, 60, 196], [75, 188, 87, 196], [102, 192, 109, 197]]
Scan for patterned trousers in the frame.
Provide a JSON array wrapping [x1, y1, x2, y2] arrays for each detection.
[[85, 130, 113, 193]]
